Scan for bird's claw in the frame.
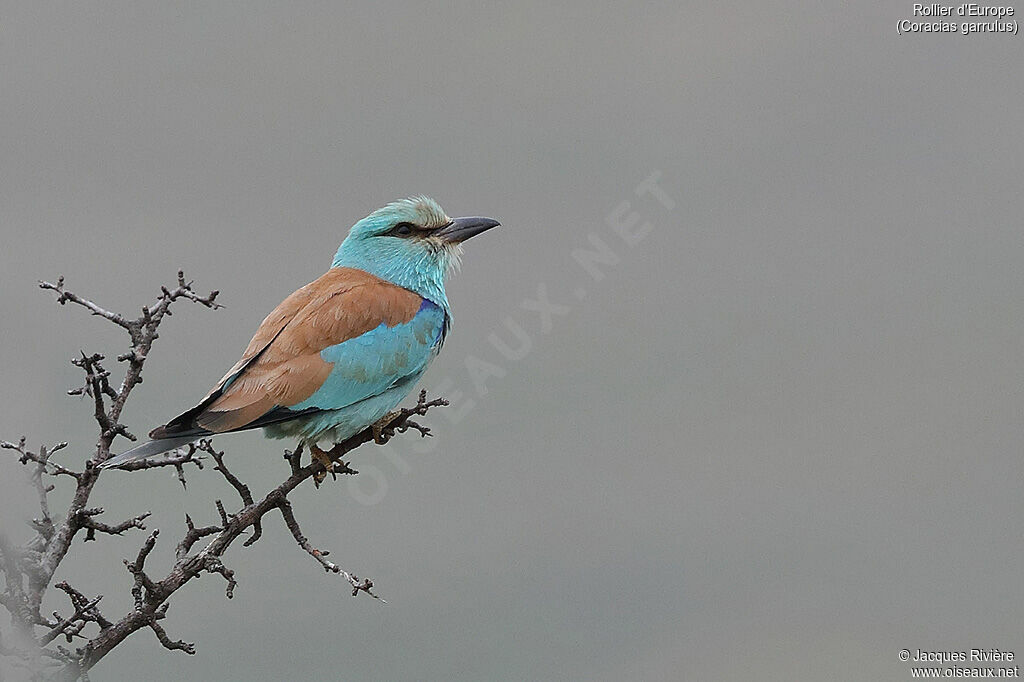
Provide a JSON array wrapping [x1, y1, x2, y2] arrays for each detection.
[[307, 443, 359, 487], [371, 411, 402, 445], [309, 443, 334, 486]]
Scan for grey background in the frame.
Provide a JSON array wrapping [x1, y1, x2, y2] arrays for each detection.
[[1, 2, 1022, 680]]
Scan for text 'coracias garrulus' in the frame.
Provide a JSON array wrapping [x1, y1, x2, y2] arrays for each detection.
[[101, 197, 499, 473]]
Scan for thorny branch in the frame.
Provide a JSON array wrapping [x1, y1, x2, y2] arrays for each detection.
[[0, 274, 447, 680]]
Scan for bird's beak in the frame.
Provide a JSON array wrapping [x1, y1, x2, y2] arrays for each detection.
[[434, 216, 500, 243]]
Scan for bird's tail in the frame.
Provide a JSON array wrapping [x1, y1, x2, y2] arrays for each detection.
[[99, 436, 198, 469]]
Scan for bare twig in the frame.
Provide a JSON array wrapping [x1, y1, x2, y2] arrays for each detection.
[[175, 516, 221, 560], [2, 273, 447, 681], [278, 499, 384, 601], [79, 510, 150, 542], [111, 444, 205, 490], [199, 441, 262, 547], [40, 593, 104, 647], [53, 582, 112, 630], [149, 619, 195, 656], [1, 439, 78, 480], [38, 277, 134, 331]]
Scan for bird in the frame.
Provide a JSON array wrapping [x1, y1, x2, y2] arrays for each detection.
[[100, 197, 499, 475]]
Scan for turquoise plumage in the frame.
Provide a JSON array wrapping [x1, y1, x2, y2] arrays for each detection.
[[102, 197, 498, 469], [266, 300, 447, 443]]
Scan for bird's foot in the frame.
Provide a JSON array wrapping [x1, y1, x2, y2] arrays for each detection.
[[309, 443, 334, 486], [308, 443, 358, 487], [371, 411, 403, 445]]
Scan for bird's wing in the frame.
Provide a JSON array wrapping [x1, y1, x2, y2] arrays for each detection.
[[153, 267, 446, 437]]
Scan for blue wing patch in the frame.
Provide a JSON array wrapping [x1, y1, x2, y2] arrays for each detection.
[[288, 299, 446, 412]]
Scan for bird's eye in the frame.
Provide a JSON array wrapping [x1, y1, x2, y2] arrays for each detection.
[[392, 222, 415, 236]]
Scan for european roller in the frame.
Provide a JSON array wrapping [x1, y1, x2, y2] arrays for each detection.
[[102, 197, 498, 472]]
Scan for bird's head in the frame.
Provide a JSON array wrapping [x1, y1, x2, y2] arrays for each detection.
[[333, 196, 499, 309]]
